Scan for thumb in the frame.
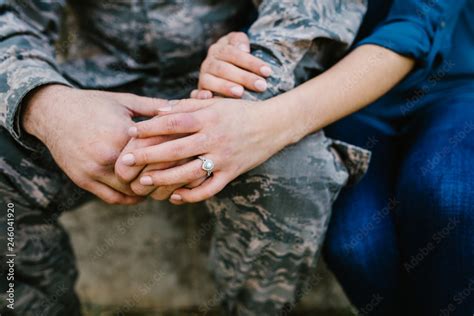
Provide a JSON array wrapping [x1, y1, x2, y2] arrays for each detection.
[[119, 93, 169, 117]]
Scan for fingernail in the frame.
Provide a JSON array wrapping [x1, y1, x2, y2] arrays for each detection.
[[121, 153, 135, 166], [200, 91, 213, 99], [260, 66, 272, 77], [128, 126, 138, 137], [170, 194, 182, 201], [254, 79, 267, 91], [158, 106, 173, 112], [140, 176, 153, 186], [230, 86, 244, 96], [190, 90, 198, 98], [238, 43, 250, 52]]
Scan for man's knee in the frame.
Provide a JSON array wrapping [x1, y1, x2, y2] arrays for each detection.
[[0, 128, 78, 210], [221, 132, 349, 222], [0, 202, 80, 315]]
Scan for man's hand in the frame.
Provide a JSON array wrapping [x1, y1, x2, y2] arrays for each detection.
[[22, 84, 167, 204]]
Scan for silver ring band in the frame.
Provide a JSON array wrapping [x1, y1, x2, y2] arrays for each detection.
[[198, 156, 215, 177]]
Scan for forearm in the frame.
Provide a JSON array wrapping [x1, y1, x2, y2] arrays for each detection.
[[0, 1, 70, 150], [263, 44, 415, 144]]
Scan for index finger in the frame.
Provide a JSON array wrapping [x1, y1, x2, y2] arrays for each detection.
[[129, 112, 202, 138]]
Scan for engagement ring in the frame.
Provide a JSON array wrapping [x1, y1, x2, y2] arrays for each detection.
[[198, 156, 215, 177]]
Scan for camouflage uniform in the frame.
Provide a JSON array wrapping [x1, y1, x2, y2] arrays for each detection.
[[0, 0, 369, 315]]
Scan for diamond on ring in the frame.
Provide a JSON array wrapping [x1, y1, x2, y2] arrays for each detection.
[[198, 156, 215, 177]]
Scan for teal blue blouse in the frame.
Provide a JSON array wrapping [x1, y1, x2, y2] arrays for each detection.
[[355, 0, 474, 118]]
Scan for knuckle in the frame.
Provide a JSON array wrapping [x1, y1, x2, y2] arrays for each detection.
[[207, 59, 218, 73], [165, 116, 181, 132], [229, 31, 245, 41], [215, 44, 226, 57], [221, 44, 233, 56], [208, 43, 219, 55], [95, 148, 119, 166], [214, 62, 224, 76], [138, 150, 150, 164]]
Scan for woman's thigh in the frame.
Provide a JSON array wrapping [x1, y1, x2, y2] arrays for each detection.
[[324, 113, 404, 315], [396, 93, 474, 315]]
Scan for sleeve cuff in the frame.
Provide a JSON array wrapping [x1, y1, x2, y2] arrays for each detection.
[[356, 19, 441, 88], [3, 59, 73, 151], [357, 19, 431, 61]]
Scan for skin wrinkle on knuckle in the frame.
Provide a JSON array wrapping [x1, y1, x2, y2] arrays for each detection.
[[137, 149, 150, 165], [222, 44, 234, 58], [165, 115, 181, 132], [214, 61, 225, 77], [139, 120, 154, 136], [207, 59, 219, 75]]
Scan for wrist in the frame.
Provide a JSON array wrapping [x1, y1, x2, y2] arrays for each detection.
[[258, 94, 311, 147], [22, 84, 73, 144]]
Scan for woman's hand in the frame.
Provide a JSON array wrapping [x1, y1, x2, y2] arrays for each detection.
[[119, 98, 292, 204], [192, 32, 272, 99]]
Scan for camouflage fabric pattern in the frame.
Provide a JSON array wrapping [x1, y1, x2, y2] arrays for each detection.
[[0, 0, 253, 150], [0, 0, 369, 315], [207, 1, 369, 314], [0, 127, 88, 315]]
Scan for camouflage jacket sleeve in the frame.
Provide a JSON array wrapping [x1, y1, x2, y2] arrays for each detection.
[[244, 0, 367, 100], [0, 0, 72, 150], [243, 0, 370, 185]]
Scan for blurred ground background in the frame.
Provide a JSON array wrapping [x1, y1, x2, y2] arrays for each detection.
[[60, 200, 355, 316]]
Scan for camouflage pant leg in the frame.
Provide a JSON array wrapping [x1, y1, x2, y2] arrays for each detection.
[[0, 128, 88, 315], [207, 131, 351, 315]]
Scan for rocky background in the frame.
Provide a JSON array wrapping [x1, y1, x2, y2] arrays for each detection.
[[60, 200, 355, 315]]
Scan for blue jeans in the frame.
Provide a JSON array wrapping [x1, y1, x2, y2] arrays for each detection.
[[324, 80, 474, 316]]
